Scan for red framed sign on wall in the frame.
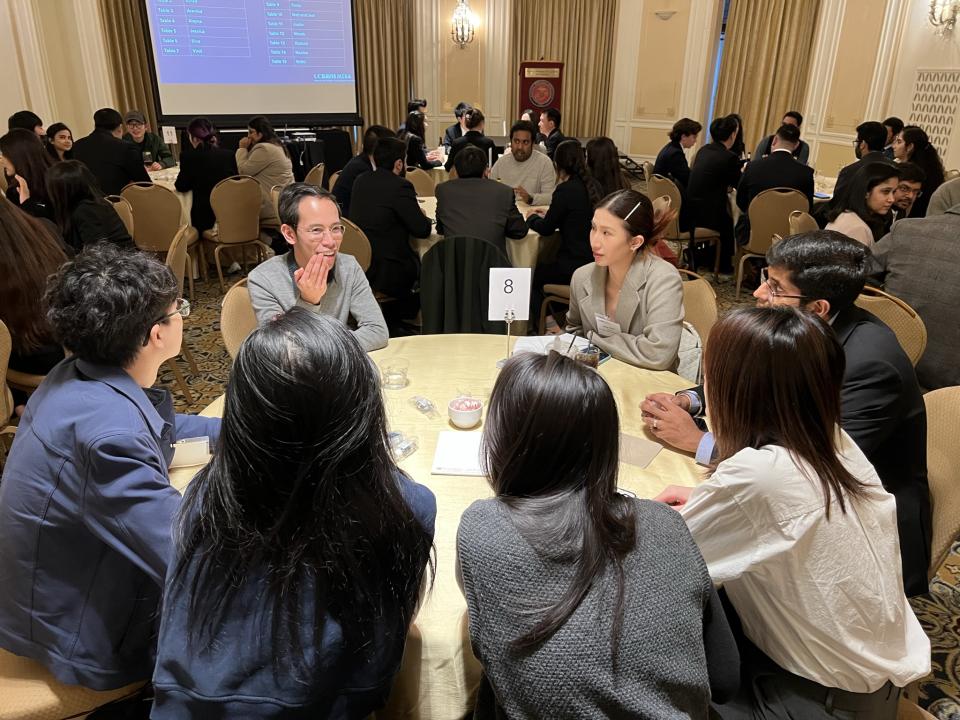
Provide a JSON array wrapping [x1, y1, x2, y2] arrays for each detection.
[[518, 61, 564, 116]]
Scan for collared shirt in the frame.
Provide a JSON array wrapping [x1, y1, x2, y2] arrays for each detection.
[[679, 434, 931, 692]]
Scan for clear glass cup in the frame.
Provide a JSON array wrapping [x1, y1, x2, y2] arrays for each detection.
[[380, 358, 410, 389], [574, 345, 601, 368]]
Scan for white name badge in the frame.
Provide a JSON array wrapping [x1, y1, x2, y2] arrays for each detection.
[[595, 313, 622, 337], [170, 436, 210, 468], [488, 268, 531, 321]]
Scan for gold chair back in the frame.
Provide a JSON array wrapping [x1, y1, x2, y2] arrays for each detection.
[[304, 162, 325, 187], [328, 171, 340, 191], [220, 278, 258, 359], [855, 286, 927, 366], [164, 226, 192, 297], [105, 195, 135, 237], [210, 175, 262, 246], [924, 385, 960, 580], [677, 269, 718, 352], [340, 217, 372, 272], [746, 188, 809, 256], [0, 320, 14, 425], [945, 168, 960, 181], [787, 209, 819, 236], [120, 182, 181, 253], [647, 175, 682, 241], [405, 167, 436, 197], [643, 161, 655, 182]]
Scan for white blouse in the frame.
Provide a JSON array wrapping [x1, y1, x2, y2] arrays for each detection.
[[680, 431, 930, 693], [825, 211, 875, 248]]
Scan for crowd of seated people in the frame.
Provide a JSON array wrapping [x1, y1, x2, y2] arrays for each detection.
[[0, 95, 952, 720]]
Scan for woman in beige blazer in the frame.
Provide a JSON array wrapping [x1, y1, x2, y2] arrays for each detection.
[[236, 115, 294, 226], [567, 190, 684, 370]]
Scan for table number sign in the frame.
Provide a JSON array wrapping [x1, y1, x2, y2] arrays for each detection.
[[488, 267, 531, 321]]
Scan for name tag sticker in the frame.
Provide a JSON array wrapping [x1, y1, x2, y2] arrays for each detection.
[[595, 313, 622, 337], [170, 436, 210, 468]]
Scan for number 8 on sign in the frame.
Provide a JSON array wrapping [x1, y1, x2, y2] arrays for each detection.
[[489, 268, 531, 321]]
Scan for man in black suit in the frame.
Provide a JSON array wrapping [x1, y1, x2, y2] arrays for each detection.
[[331, 124, 395, 216], [349, 136, 432, 304], [830, 121, 895, 210], [882, 116, 904, 159], [735, 124, 813, 244], [442, 101, 472, 150], [686, 114, 742, 272], [435, 146, 527, 260], [72, 108, 149, 195], [538, 107, 566, 159], [444, 108, 498, 171], [653, 117, 702, 190], [642, 231, 931, 598]]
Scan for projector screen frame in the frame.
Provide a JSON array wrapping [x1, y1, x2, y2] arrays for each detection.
[[138, 0, 364, 127]]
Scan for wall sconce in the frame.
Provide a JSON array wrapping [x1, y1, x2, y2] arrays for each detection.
[[451, 0, 478, 49], [930, 0, 959, 33], [654, 10, 678, 20]]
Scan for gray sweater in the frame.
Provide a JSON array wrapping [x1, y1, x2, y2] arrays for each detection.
[[457, 497, 738, 719], [490, 151, 557, 206], [247, 252, 388, 351]]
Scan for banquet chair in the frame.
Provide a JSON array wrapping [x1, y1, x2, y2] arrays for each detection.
[[922, 385, 960, 580], [270, 184, 283, 222], [340, 217, 372, 272], [203, 176, 272, 292], [162, 226, 200, 404], [945, 168, 959, 181], [898, 697, 938, 719], [221, 278, 258, 360], [405, 167, 436, 197], [854, 286, 927, 366], [328, 171, 340, 192], [0, 321, 18, 458], [647, 174, 722, 278], [304, 162, 325, 188], [538, 284, 570, 335], [105, 194, 135, 237], [735, 188, 808, 299], [787, 209, 819, 236], [2, 316, 45, 400], [121, 182, 203, 283], [677, 269, 718, 353], [642, 161, 654, 182], [0, 648, 146, 720]]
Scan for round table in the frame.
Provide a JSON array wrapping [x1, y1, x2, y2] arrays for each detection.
[[169, 334, 701, 720]]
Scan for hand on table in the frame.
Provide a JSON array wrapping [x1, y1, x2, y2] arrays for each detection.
[[294, 252, 334, 305], [147, 162, 163, 171], [641, 392, 704, 452], [514, 186, 532, 204], [426, 149, 442, 162], [526, 207, 547, 219], [653, 484, 693, 509]]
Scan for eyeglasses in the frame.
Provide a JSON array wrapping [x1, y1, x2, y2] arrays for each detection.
[[760, 269, 807, 300], [297, 224, 345, 238], [156, 298, 191, 323], [896, 184, 923, 198]]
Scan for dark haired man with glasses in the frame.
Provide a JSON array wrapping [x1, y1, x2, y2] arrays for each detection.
[[248, 182, 388, 351], [0, 244, 221, 694], [643, 230, 930, 599]]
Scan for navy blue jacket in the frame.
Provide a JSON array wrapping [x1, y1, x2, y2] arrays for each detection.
[[654, 141, 691, 189], [0, 358, 221, 689], [151, 474, 436, 718]]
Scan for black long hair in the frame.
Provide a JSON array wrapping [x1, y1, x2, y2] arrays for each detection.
[[45, 160, 107, 241], [171, 308, 433, 677], [247, 115, 283, 147], [1, 127, 54, 204], [586, 136, 630, 198], [482, 351, 636, 662], [554, 139, 601, 207], [186, 117, 219, 150], [827, 161, 900, 241], [901, 126, 945, 200]]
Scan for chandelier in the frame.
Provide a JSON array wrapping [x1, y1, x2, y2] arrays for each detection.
[[451, 0, 478, 49], [930, 0, 958, 33]]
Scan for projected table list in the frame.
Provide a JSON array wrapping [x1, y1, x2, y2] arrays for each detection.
[[263, 0, 350, 74], [154, 0, 252, 58]]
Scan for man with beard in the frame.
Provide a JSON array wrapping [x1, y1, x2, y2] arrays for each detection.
[[490, 120, 557, 206]]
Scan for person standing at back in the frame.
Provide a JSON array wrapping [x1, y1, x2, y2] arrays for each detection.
[[436, 145, 527, 259], [331, 125, 395, 216], [72, 107, 150, 196], [122, 110, 175, 170], [235, 115, 295, 228], [174, 117, 238, 235], [654, 118, 702, 190], [458, 351, 739, 719]]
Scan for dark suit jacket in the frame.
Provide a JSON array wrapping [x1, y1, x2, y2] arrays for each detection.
[[331, 154, 372, 216], [72, 129, 150, 196], [445, 131, 499, 172], [686, 142, 741, 235], [443, 123, 463, 150], [435, 178, 528, 259], [654, 141, 691, 189], [831, 151, 895, 209], [736, 150, 813, 212], [348, 169, 432, 297], [404, 134, 441, 171], [543, 129, 567, 159], [174, 146, 238, 232], [527, 175, 594, 274], [688, 305, 931, 597]]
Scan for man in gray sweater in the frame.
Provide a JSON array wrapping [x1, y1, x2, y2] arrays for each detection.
[[490, 120, 556, 206], [248, 183, 388, 352]]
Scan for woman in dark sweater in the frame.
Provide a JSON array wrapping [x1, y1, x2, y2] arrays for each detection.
[[175, 116, 238, 233], [400, 111, 441, 170], [1, 127, 55, 220], [45, 160, 133, 252], [458, 351, 739, 718]]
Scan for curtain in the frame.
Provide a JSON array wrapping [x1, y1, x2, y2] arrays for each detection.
[[510, 0, 618, 138], [354, 0, 414, 129], [714, 0, 821, 152], [98, 0, 159, 130]]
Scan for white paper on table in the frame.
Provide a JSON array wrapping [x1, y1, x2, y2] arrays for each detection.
[[488, 267, 531, 321], [512, 333, 590, 356], [431, 431, 485, 476], [161, 126, 178, 144], [169, 436, 210, 468]]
